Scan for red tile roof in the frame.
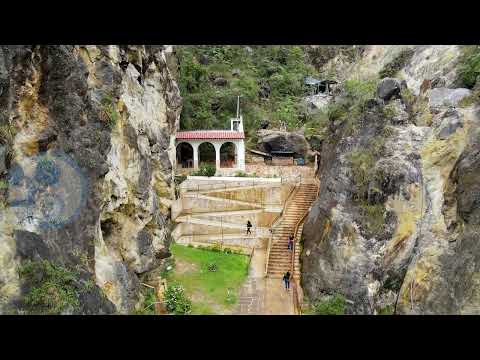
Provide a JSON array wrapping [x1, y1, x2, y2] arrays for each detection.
[[176, 130, 245, 140]]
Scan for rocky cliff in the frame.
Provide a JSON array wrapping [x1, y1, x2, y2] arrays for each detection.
[[301, 45, 480, 314], [0, 45, 181, 314]]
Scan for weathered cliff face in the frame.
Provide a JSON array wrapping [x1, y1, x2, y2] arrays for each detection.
[[301, 45, 480, 314], [314, 45, 462, 96], [0, 45, 181, 314]]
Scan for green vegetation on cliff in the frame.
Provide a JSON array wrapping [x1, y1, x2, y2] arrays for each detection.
[[312, 294, 347, 315], [18, 260, 81, 314], [176, 45, 319, 145], [457, 45, 480, 89]]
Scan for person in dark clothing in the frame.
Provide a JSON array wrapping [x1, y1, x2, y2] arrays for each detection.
[[282, 271, 291, 291], [287, 235, 294, 251], [246, 220, 252, 235]]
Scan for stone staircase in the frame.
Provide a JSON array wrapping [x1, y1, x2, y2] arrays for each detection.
[[266, 181, 318, 280]]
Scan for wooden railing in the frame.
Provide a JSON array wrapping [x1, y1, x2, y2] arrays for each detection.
[[290, 179, 320, 315]]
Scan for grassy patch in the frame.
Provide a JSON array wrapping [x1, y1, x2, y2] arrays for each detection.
[[166, 243, 249, 314], [359, 203, 386, 234], [18, 260, 81, 315], [377, 305, 395, 315], [133, 287, 158, 315], [0, 122, 17, 167], [458, 89, 480, 107], [100, 94, 120, 129], [457, 45, 480, 89], [0, 179, 8, 190], [379, 48, 415, 79], [313, 294, 347, 315], [346, 150, 376, 201]]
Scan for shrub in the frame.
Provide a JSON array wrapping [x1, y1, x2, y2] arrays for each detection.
[[0, 123, 17, 167], [225, 288, 236, 305], [191, 164, 216, 177], [457, 45, 480, 89], [379, 48, 415, 79], [134, 287, 157, 315], [359, 203, 386, 234], [458, 89, 480, 107], [207, 263, 218, 272], [164, 284, 192, 315], [18, 260, 80, 314], [313, 294, 347, 315], [347, 150, 375, 201], [377, 305, 395, 315], [100, 94, 119, 129]]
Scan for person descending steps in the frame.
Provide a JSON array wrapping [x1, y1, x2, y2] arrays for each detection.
[[282, 271, 291, 291], [287, 234, 294, 251], [246, 220, 252, 235]]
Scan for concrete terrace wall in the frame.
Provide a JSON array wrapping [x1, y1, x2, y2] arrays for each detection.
[[172, 176, 294, 251]]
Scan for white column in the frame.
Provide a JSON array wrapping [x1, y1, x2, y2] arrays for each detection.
[[237, 140, 246, 171], [192, 142, 199, 169], [214, 142, 221, 170]]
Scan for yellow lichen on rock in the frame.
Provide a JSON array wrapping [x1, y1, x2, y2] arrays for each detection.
[[384, 184, 423, 267]]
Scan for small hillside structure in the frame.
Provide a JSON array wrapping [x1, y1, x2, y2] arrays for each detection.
[[304, 76, 338, 95], [175, 116, 246, 172], [246, 148, 272, 164]]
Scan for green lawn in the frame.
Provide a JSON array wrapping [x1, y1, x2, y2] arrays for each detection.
[[167, 244, 250, 314]]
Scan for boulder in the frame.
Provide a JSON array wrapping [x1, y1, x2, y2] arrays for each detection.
[[428, 87, 471, 109], [232, 68, 241, 77], [259, 120, 269, 129], [256, 129, 310, 157], [365, 98, 384, 110], [437, 109, 464, 140], [304, 93, 331, 112], [431, 76, 447, 89], [377, 78, 401, 101], [213, 77, 228, 87], [198, 54, 209, 65], [388, 99, 410, 125]]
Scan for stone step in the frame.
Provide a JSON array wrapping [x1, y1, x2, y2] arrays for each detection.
[[265, 182, 318, 287]]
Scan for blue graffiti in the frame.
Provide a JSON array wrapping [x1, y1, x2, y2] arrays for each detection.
[[7, 151, 89, 230]]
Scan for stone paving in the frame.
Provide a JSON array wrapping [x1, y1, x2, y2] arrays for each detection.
[[233, 247, 294, 315]]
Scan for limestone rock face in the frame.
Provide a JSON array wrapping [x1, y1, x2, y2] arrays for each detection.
[[304, 94, 332, 112], [301, 48, 480, 313], [427, 87, 471, 110], [0, 45, 181, 314], [0, 145, 5, 175], [256, 129, 310, 157]]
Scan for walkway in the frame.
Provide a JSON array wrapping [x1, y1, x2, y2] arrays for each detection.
[[234, 180, 319, 315], [266, 181, 319, 279], [233, 248, 294, 315]]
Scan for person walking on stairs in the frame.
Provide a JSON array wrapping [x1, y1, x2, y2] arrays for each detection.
[[246, 220, 252, 235], [287, 234, 294, 251], [282, 271, 291, 291]]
